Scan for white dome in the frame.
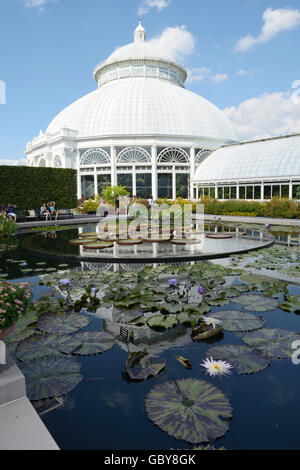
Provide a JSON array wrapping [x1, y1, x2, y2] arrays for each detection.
[[46, 77, 237, 142]]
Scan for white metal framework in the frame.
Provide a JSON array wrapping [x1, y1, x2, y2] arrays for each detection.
[[117, 147, 151, 163], [80, 148, 110, 166], [157, 148, 190, 164], [53, 155, 62, 168], [195, 149, 212, 165]]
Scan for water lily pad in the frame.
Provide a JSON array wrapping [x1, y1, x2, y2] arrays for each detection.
[[147, 315, 178, 329], [242, 328, 300, 359], [207, 344, 270, 374], [145, 378, 232, 443], [207, 310, 265, 332], [73, 331, 115, 355], [279, 296, 300, 314], [38, 312, 90, 335], [83, 241, 114, 249], [20, 354, 83, 400], [16, 334, 82, 363], [232, 294, 279, 312], [126, 351, 166, 381]]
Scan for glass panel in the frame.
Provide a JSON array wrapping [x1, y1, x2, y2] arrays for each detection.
[[158, 173, 173, 199], [146, 66, 157, 77], [224, 187, 230, 199], [118, 67, 130, 78], [218, 187, 223, 199], [210, 187, 216, 198], [281, 185, 289, 198], [97, 174, 111, 195], [231, 187, 237, 199], [239, 186, 246, 199], [246, 186, 253, 199], [292, 185, 300, 199], [117, 174, 133, 195], [264, 185, 271, 199], [254, 186, 261, 199], [132, 66, 144, 77], [272, 185, 280, 197], [136, 174, 152, 199], [176, 174, 189, 198], [81, 175, 94, 199]]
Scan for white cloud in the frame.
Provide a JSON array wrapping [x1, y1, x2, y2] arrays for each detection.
[[24, 0, 58, 12], [236, 69, 247, 76], [138, 0, 171, 16], [148, 25, 196, 60], [212, 73, 228, 83], [0, 159, 27, 166], [186, 67, 210, 84], [235, 8, 300, 52], [224, 90, 300, 141]]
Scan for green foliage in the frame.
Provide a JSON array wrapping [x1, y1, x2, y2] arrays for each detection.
[[80, 198, 100, 213], [0, 166, 77, 210], [0, 215, 17, 238], [101, 185, 128, 205]]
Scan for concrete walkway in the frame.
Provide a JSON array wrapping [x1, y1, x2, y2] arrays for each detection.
[[0, 355, 59, 450]]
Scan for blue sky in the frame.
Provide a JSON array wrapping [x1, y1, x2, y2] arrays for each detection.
[[1, 0, 300, 162]]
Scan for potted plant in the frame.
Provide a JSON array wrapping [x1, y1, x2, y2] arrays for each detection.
[[0, 281, 32, 341]]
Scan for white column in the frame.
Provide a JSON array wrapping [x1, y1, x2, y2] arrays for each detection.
[[261, 183, 264, 201], [190, 147, 195, 200], [236, 185, 239, 200], [289, 181, 293, 200], [94, 168, 98, 197], [111, 146, 117, 186], [132, 169, 136, 196], [151, 145, 157, 200], [172, 169, 176, 201], [215, 185, 218, 200], [77, 150, 82, 200]]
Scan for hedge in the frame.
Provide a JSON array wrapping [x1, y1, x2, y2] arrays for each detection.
[[0, 166, 77, 210], [155, 197, 300, 219]]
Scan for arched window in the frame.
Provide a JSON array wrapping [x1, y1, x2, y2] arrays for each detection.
[[53, 155, 62, 168], [117, 147, 151, 163], [157, 148, 190, 164], [195, 149, 212, 165], [39, 158, 46, 167], [80, 148, 110, 166]]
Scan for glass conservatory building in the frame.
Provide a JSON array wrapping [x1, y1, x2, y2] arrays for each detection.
[[25, 21, 237, 200], [192, 133, 300, 200]]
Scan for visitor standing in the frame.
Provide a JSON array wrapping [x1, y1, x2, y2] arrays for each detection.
[[115, 195, 120, 216], [148, 195, 154, 210], [125, 194, 131, 215]]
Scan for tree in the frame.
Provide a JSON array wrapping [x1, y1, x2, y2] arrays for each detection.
[[101, 186, 128, 205]]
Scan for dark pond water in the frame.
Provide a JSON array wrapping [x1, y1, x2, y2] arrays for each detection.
[[1, 224, 300, 450]]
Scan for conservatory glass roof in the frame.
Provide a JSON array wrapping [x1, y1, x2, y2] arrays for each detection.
[[194, 133, 300, 183]]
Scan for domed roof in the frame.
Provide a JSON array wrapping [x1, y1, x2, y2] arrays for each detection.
[[193, 133, 300, 182], [46, 77, 238, 142]]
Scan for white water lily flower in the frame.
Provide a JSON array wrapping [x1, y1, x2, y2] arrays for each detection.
[[203, 317, 221, 329], [200, 357, 233, 377]]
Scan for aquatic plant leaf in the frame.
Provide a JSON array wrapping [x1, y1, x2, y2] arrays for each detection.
[[147, 315, 178, 329], [207, 344, 270, 374], [20, 354, 83, 400], [207, 310, 265, 332], [279, 296, 300, 314], [126, 351, 166, 381], [145, 379, 232, 443], [16, 334, 82, 363], [73, 331, 115, 355], [4, 310, 38, 344], [232, 294, 279, 312], [160, 303, 183, 315], [174, 355, 192, 369], [242, 328, 300, 359], [38, 312, 90, 335]]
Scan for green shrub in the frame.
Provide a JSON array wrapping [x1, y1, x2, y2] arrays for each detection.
[[0, 216, 17, 238], [0, 166, 77, 210], [101, 186, 128, 205]]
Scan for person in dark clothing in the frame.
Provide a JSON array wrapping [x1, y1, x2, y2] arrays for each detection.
[[115, 195, 120, 216]]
